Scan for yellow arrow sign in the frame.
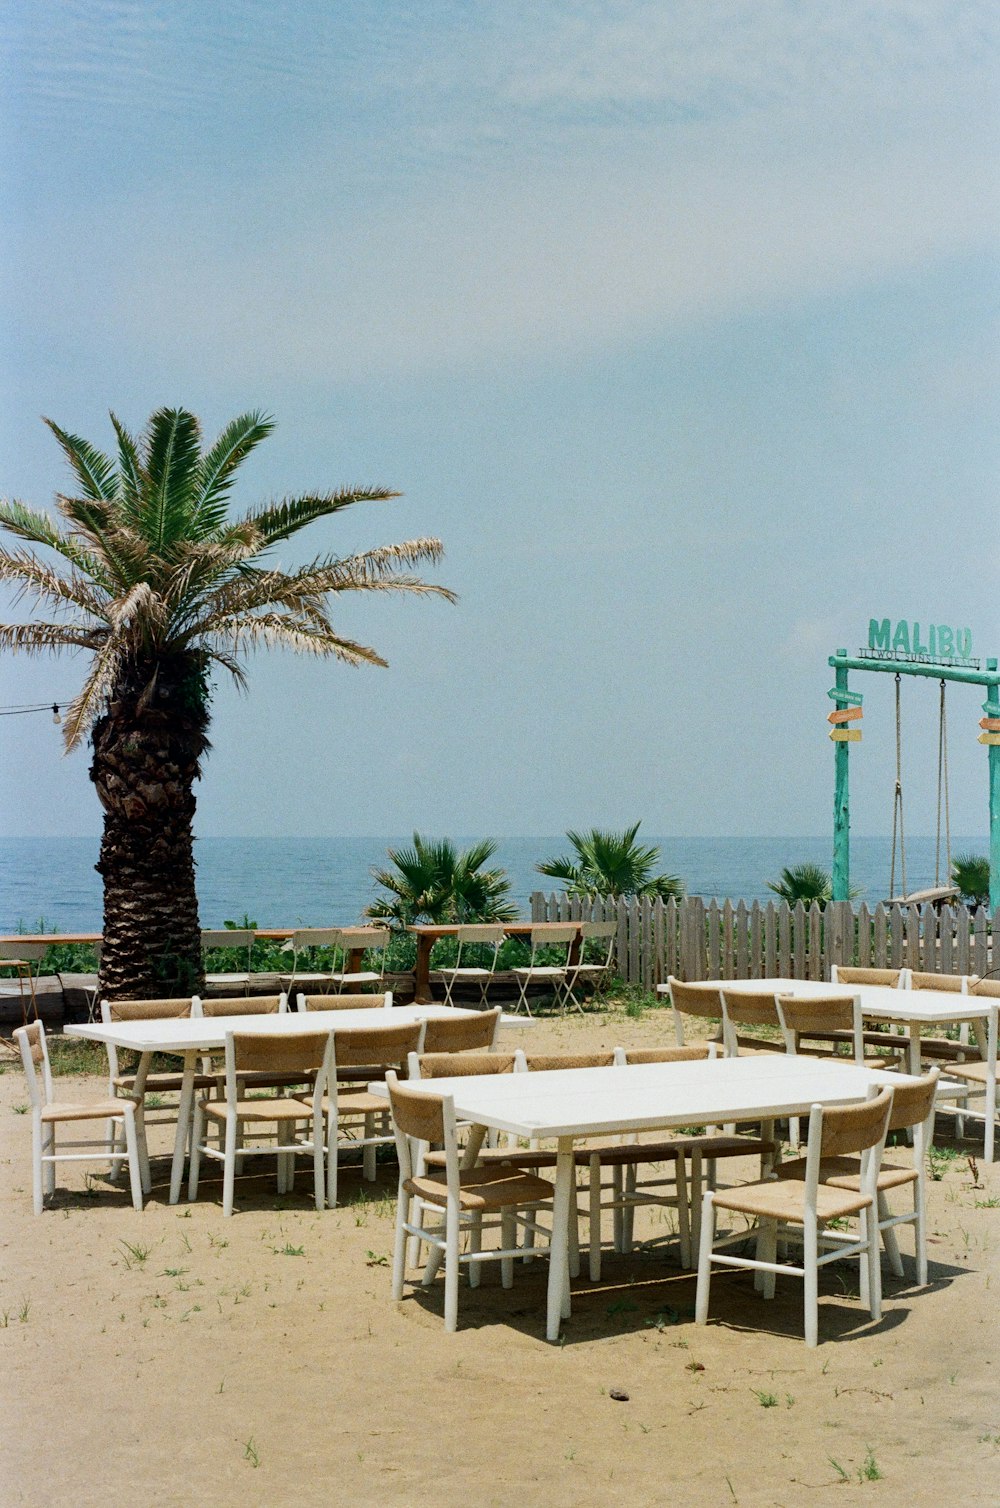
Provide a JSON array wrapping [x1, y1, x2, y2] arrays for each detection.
[[978, 731, 1000, 746], [828, 705, 864, 724], [830, 729, 862, 743]]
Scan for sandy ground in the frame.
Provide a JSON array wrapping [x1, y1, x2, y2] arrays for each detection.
[[1, 1006, 999, 1508]]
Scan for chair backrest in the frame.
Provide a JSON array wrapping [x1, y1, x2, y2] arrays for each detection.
[[226, 1030, 333, 1108], [617, 1044, 713, 1065], [421, 1008, 501, 1054], [297, 991, 392, 1012], [720, 990, 779, 1053], [886, 1067, 939, 1133], [517, 1051, 617, 1071], [454, 924, 506, 946], [909, 971, 965, 993], [819, 1085, 894, 1160], [201, 929, 255, 949], [0, 941, 46, 961], [666, 977, 724, 1046], [14, 1021, 52, 1107], [831, 965, 903, 988], [104, 998, 193, 1022], [290, 928, 342, 950], [196, 993, 286, 1017], [775, 993, 853, 1038], [530, 924, 577, 946], [579, 920, 616, 962], [333, 1020, 425, 1072], [969, 976, 1000, 998], [386, 1071, 451, 1163], [411, 1051, 517, 1079]]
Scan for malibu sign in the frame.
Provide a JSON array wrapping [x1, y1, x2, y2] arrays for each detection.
[[868, 618, 973, 661]]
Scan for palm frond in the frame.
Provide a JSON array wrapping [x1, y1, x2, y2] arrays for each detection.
[[61, 639, 123, 750], [109, 412, 144, 528], [42, 419, 117, 500], [205, 613, 388, 665], [204, 646, 250, 692], [194, 411, 275, 535], [0, 621, 106, 653], [0, 499, 112, 585], [141, 407, 202, 551], [243, 488, 401, 548], [0, 548, 107, 619]]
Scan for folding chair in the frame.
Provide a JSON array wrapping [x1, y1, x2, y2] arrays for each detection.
[[433, 925, 505, 1008]]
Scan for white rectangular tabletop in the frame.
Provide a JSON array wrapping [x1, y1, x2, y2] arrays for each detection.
[[65, 1003, 480, 1055], [371, 1054, 907, 1141], [695, 977, 993, 1026]]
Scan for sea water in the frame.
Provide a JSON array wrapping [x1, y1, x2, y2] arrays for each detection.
[[0, 834, 987, 932]]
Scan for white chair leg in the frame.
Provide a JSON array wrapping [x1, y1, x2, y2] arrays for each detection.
[[501, 1210, 515, 1288], [43, 1126, 56, 1195], [612, 1166, 624, 1252], [222, 1115, 238, 1217], [188, 1103, 205, 1201], [363, 1114, 377, 1182], [567, 1183, 581, 1279], [326, 1116, 339, 1209], [31, 1115, 43, 1215], [444, 1200, 460, 1333], [759, 1219, 778, 1300], [865, 1206, 882, 1322], [588, 1154, 602, 1281], [468, 1215, 482, 1288], [803, 1218, 819, 1346], [623, 1165, 637, 1251], [694, 1192, 716, 1325], [877, 1191, 904, 1277], [689, 1151, 703, 1255], [914, 1178, 928, 1286], [674, 1156, 692, 1268], [392, 1188, 409, 1299], [312, 1114, 325, 1212], [134, 1109, 152, 1193], [122, 1109, 144, 1213]]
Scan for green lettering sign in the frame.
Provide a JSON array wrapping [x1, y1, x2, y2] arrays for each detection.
[[867, 618, 973, 661]]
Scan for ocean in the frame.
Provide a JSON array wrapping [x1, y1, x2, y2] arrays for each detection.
[[0, 834, 987, 933]]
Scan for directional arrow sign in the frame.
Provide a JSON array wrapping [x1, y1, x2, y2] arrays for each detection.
[[828, 706, 864, 724], [978, 732, 1000, 746], [830, 729, 862, 742], [979, 716, 1000, 732], [828, 688, 863, 706]]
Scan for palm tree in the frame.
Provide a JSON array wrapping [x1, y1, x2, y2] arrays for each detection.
[[0, 409, 453, 997], [951, 853, 990, 908], [537, 822, 684, 899], [367, 834, 519, 925], [766, 863, 833, 906]]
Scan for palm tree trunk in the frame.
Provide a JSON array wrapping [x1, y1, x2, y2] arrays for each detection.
[[91, 656, 209, 999]]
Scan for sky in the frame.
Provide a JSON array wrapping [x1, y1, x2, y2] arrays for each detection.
[[0, 1, 998, 846]]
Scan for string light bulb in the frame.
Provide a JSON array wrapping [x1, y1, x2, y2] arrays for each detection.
[[51, 704, 61, 725]]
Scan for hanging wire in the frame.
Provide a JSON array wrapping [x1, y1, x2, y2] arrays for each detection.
[[0, 701, 62, 721], [935, 679, 951, 887], [889, 673, 907, 900]]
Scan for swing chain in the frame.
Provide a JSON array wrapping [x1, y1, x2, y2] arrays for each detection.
[[889, 673, 907, 901]]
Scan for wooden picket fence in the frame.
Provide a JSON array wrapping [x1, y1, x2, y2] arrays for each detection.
[[529, 892, 999, 989]]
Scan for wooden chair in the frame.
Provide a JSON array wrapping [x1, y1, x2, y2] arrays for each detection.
[[662, 977, 725, 1047], [779, 992, 902, 1060], [510, 925, 577, 1016], [433, 925, 505, 1008], [942, 981, 999, 1163], [314, 1020, 427, 1206], [277, 927, 343, 995], [326, 927, 390, 993], [14, 1021, 145, 1214], [560, 920, 617, 1012], [0, 941, 45, 1024], [777, 1069, 939, 1286], [386, 1071, 555, 1332], [193, 993, 293, 1089], [201, 928, 256, 995], [421, 1007, 501, 1054], [101, 997, 215, 1176], [188, 1029, 333, 1215], [295, 990, 393, 1013], [613, 1045, 777, 1268], [695, 1086, 894, 1346], [907, 972, 974, 1064]]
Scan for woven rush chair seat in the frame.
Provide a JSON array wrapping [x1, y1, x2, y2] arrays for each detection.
[[946, 1059, 995, 1086], [709, 1177, 872, 1223], [200, 1096, 318, 1123], [404, 1165, 556, 1213], [41, 1096, 140, 1122], [777, 1154, 918, 1192]]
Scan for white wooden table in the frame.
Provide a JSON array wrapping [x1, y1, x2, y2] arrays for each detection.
[[697, 977, 998, 1159], [372, 1054, 907, 1341], [66, 1004, 484, 1204]]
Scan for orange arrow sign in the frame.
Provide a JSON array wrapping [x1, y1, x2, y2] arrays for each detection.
[[830, 729, 862, 742], [980, 717, 1000, 732], [828, 706, 864, 724]]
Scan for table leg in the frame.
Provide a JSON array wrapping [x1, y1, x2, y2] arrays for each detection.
[[985, 1007, 998, 1164], [413, 935, 433, 1004], [907, 1024, 921, 1076], [547, 1137, 575, 1341], [169, 1051, 197, 1204], [131, 1052, 152, 1193]]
